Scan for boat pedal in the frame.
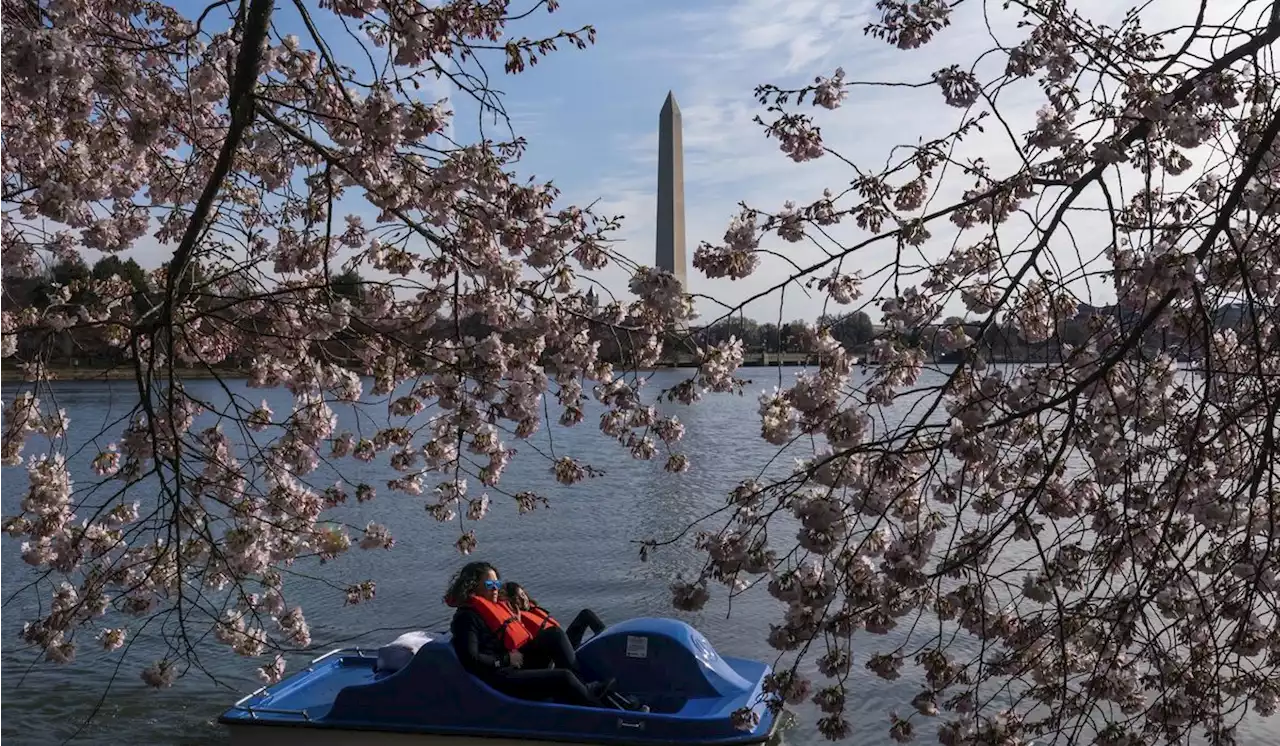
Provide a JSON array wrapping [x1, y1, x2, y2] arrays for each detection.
[[605, 692, 648, 712]]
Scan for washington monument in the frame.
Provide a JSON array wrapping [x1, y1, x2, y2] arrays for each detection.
[[656, 91, 688, 290]]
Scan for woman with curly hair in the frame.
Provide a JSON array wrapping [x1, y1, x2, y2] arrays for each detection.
[[444, 561, 616, 708]]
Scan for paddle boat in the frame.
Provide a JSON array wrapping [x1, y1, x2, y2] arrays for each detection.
[[219, 617, 781, 746]]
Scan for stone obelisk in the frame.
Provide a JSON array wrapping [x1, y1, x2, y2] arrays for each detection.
[[656, 92, 688, 290]]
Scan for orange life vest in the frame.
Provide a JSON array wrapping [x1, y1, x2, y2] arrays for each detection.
[[519, 605, 560, 637], [467, 595, 533, 652]]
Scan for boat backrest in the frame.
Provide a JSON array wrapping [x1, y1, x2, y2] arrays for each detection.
[[575, 617, 753, 700], [330, 639, 495, 726]]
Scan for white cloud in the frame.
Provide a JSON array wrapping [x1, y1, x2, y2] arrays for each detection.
[[671, 0, 869, 76]]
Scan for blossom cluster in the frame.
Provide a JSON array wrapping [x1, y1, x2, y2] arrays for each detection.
[[669, 1, 1280, 743]]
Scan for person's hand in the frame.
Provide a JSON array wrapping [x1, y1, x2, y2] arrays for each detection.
[[508, 650, 524, 668]]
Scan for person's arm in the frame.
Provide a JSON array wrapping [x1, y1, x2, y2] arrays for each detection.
[[455, 610, 507, 670]]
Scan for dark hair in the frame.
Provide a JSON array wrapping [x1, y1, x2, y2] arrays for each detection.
[[502, 581, 536, 610], [444, 561, 498, 606]]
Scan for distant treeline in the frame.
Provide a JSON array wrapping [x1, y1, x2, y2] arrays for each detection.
[[3, 256, 1268, 372], [3, 256, 366, 370], [687, 306, 1267, 365]]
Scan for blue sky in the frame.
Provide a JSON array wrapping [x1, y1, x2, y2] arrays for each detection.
[[119, 0, 1228, 323]]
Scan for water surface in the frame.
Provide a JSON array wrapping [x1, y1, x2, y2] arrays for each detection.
[[2, 368, 1274, 744]]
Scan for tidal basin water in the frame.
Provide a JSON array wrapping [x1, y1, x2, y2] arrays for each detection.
[[2, 367, 1276, 745]]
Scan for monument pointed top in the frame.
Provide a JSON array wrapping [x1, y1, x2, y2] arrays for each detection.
[[662, 91, 680, 112]]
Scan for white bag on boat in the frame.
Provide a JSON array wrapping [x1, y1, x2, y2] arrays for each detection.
[[376, 631, 433, 673]]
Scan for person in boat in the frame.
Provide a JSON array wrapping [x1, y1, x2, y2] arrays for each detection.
[[444, 561, 616, 709], [502, 582, 607, 649]]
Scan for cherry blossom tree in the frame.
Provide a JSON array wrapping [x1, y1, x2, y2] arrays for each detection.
[[2, 0, 701, 691], [6, 0, 1280, 744], [653, 0, 1280, 743]]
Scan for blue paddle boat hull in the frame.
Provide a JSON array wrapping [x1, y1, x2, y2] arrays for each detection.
[[219, 617, 779, 746]]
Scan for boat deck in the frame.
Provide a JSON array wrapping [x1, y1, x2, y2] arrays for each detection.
[[227, 651, 382, 723]]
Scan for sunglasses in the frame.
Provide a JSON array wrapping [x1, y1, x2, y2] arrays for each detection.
[[483, 579, 502, 590]]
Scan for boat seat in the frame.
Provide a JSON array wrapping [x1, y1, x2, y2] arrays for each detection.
[[375, 631, 433, 673]]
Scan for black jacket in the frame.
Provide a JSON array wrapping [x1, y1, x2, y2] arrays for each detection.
[[450, 606, 510, 676]]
